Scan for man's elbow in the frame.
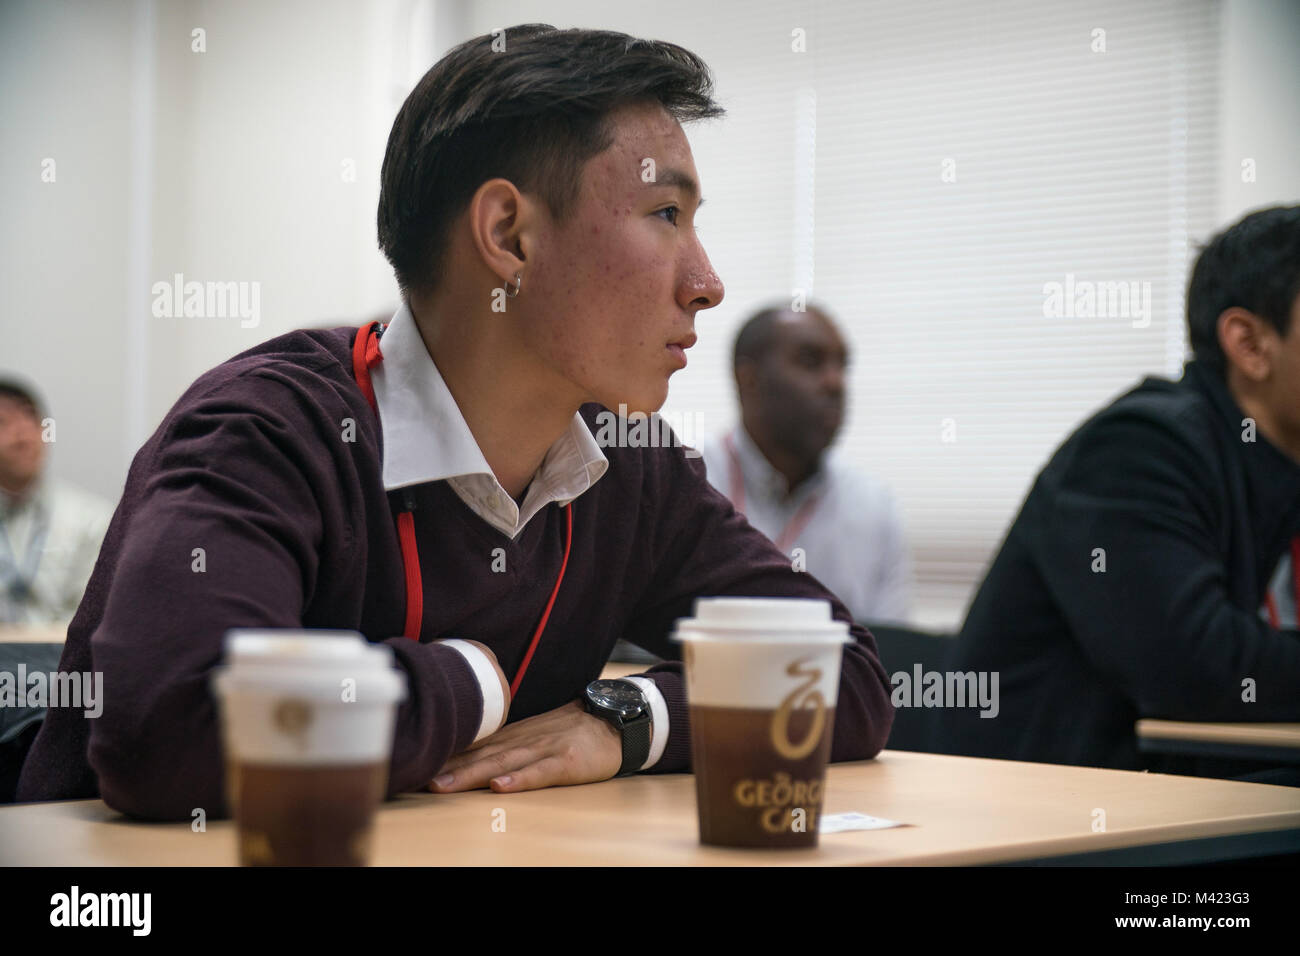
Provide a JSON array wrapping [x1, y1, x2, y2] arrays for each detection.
[[89, 711, 228, 822], [830, 696, 894, 762]]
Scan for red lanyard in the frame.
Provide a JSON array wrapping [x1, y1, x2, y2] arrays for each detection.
[[351, 320, 572, 697], [1263, 536, 1300, 630], [724, 433, 822, 553]]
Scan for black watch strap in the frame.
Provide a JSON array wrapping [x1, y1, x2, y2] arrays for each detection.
[[618, 710, 652, 776]]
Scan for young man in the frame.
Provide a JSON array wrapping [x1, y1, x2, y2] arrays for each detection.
[[698, 305, 911, 624], [17, 25, 893, 819], [939, 205, 1300, 775]]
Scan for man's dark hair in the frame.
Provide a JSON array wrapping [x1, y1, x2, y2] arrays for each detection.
[[732, 303, 834, 376], [733, 306, 788, 376], [1187, 205, 1300, 374], [377, 24, 723, 300], [0, 379, 43, 418]]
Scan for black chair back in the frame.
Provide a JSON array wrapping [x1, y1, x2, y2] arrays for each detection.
[[866, 623, 957, 753], [0, 642, 67, 803]]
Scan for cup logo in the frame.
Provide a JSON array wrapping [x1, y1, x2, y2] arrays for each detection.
[[769, 658, 826, 760], [273, 699, 314, 749]]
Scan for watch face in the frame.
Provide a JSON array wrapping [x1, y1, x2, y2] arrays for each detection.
[[588, 679, 645, 718]]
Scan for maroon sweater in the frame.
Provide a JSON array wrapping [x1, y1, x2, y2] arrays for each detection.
[[17, 326, 894, 820]]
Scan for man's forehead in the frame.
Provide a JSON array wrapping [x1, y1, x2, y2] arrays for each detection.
[[601, 104, 698, 183], [0, 394, 35, 411], [607, 100, 686, 144]]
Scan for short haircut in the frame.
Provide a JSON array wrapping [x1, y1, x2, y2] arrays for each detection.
[[377, 24, 723, 301], [0, 379, 43, 418], [1187, 205, 1300, 374], [732, 303, 834, 375]]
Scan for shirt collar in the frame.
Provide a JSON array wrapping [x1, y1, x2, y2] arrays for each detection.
[[729, 424, 828, 504], [0, 476, 48, 521], [369, 302, 608, 535]]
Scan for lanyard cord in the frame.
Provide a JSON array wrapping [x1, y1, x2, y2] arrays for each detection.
[[724, 432, 822, 553], [0, 506, 49, 605], [1263, 536, 1300, 630], [351, 320, 572, 696]]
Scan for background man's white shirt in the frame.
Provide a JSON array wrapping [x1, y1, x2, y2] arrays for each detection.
[[0, 478, 113, 626], [698, 425, 912, 624]]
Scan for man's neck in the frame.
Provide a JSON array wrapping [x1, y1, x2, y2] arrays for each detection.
[[409, 293, 582, 501], [740, 419, 819, 496], [1228, 371, 1300, 466], [0, 475, 36, 506]]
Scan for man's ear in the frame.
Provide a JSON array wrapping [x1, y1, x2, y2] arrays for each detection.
[[466, 178, 532, 286], [1217, 307, 1275, 382]]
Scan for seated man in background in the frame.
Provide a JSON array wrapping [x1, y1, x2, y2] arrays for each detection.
[[0, 379, 112, 627], [16, 25, 893, 819], [939, 205, 1300, 776], [699, 304, 911, 624]]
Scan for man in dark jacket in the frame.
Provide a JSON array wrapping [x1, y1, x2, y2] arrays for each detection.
[[940, 205, 1300, 775]]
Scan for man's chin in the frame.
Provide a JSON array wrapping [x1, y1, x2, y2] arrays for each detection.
[[595, 391, 667, 417]]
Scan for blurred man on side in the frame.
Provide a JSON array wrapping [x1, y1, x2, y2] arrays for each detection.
[[939, 206, 1300, 778], [699, 305, 911, 624], [0, 379, 112, 627]]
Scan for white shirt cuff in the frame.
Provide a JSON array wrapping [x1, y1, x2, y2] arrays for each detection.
[[438, 639, 506, 745], [623, 676, 669, 770]]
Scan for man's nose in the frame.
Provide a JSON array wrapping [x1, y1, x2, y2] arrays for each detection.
[[680, 242, 724, 312], [823, 363, 846, 400]]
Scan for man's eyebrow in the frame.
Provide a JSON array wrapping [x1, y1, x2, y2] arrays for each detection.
[[648, 168, 704, 207]]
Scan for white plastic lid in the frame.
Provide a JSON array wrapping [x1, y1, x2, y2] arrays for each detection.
[[674, 597, 851, 641], [223, 629, 395, 671], [214, 629, 406, 705]]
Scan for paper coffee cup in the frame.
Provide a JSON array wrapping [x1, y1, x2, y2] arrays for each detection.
[[211, 630, 406, 866], [674, 598, 850, 848]]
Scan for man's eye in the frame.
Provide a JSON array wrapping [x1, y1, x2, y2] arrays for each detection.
[[655, 206, 680, 226]]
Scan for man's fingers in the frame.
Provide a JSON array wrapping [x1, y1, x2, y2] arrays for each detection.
[[488, 755, 569, 793], [430, 745, 533, 792]]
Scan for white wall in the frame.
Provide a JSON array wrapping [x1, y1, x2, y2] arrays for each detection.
[[2, 0, 429, 501], [1216, 0, 1300, 225], [1, 0, 134, 502]]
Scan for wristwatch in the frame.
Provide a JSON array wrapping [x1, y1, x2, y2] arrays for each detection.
[[584, 678, 652, 776]]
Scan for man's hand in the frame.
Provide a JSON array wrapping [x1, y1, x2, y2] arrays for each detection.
[[429, 700, 623, 794]]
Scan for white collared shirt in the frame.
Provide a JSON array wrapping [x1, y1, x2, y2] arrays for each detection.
[[0, 477, 113, 626], [699, 425, 912, 625], [368, 303, 668, 768]]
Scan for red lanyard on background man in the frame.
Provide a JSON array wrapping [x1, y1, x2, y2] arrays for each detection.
[[351, 320, 572, 697], [1263, 537, 1300, 630], [724, 433, 823, 554]]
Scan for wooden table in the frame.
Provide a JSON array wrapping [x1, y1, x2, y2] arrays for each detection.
[[0, 625, 67, 644], [1137, 719, 1300, 764], [3, 750, 1297, 866]]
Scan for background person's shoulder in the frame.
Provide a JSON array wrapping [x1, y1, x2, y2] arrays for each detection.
[[1039, 372, 1225, 500]]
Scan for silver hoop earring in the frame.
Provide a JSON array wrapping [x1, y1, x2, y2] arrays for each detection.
[[504, 272, 522, 298]]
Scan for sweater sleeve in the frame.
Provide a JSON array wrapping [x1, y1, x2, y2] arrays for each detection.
[[1023, 411, 1300, 721], [88, 370, 482, 820], [620, 447, 895, 772]]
